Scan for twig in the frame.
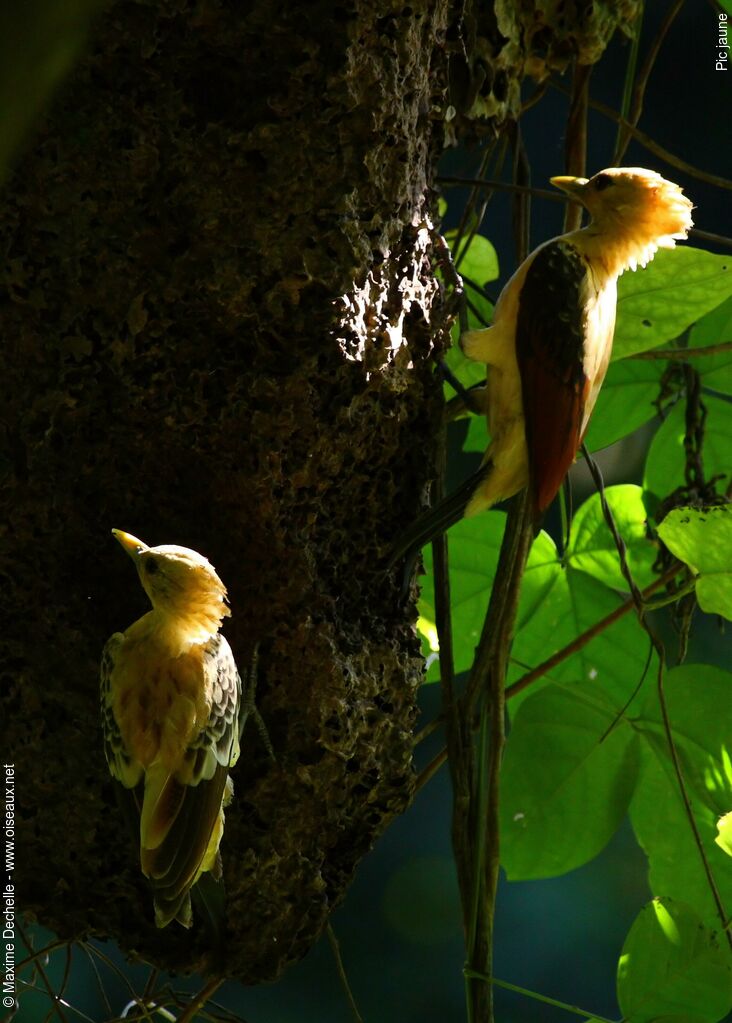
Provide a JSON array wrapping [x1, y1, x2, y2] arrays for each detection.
[[326, 923, 364, 1023], [562, 62, 591, 232], [615, 0, 687, 164], [581, 444, 732, 951], [655, 657, 732, 949], [463, 490, 534, 1023], [78, 945, 113, 1018], [464, 969, 617, 1022], [689, 227, 732, 249], [415, 745, 448, 792], [510, 121, 531, 264], [413, 713, 444, 748], [551, 82, 732, 191], [177, 978, 224, 1023], [416, 564, 683, 796], [437, 176, 564, 205], [613, 0, 643, 164], [505, 564, 682, 700], [16, 920, 71, 1023], [630, 342, 732, 360]]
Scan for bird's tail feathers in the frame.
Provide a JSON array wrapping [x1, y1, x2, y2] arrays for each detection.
[[140, 765, 185, 853], [191, 871, 227, 956], [388, 461, 493, 583]]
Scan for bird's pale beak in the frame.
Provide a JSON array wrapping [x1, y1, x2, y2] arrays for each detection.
[[550, 175, 589, 199], [112, 528, 148, 558]]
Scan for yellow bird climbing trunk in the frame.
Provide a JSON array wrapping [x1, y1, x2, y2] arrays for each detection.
[[100, 529, 242, 929]]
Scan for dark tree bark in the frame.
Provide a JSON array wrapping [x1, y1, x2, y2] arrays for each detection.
[[2, 0, 639, 986], [3, 0, 452, 982]]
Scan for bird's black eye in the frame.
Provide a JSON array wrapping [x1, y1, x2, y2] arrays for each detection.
[[593, 173, 613, 191], [145, 558, 159, 575]]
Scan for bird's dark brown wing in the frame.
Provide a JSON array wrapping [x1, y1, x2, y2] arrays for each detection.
[[515, 239, 592, 515]]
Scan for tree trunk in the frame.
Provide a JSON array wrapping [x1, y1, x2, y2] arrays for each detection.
[[3, 0, 452, 981]]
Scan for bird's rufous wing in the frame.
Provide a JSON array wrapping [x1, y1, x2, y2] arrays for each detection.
[[515, 238, 592, 514]]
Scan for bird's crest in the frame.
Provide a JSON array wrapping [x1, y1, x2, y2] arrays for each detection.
[[112, 529, 230, 646], [552, 167, 694, 274]]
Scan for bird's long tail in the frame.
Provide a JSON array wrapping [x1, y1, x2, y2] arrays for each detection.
[[388, 461, 493, 592]]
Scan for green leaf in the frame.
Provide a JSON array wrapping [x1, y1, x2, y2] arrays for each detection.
[[637, 664, 732, 816], [585, 359, 663, 451], [443, 339, 489, 398], [689, 296, 732, 394], [418, 515, 558, 683], [716, 813, 732, 858], [643, 395, 732, 503], [463, 410, 489, 453], [613, 249, 732, 360], [568, 485, 658, 592], [617, 898, 732, 1023], [500, 684, 639, 879], [446, 230, 498, 331], [507, 564, 659, 716], [630, 665, 732, 924], [417, 513, 504, 682], [418, 506, 661, 707], [657, 506, 732, 620]]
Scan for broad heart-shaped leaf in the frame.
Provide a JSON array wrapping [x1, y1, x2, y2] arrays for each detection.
[[417, 509, 661, 705], [617, 898, 732, 1023], [629, 665, 732, 925], [636, 665, 732, 816], [584, 358, 664, 451], [643, 394, 732, 504], [613, 248, 732, 360], [507, 564, 660, 717], [657, 506, 732, 620], [689, 295, 732, 395], [417, 513, 557, 683], [567, 485, 658, 592], [500, 684, 639, 879]]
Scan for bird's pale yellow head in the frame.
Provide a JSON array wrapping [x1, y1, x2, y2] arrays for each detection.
[[551, 167, 693, 272], [112, 529, 230, 643]]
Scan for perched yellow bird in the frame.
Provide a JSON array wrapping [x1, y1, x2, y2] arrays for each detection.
[[100, 529, 243, 929], [391, 167, 693, 564]]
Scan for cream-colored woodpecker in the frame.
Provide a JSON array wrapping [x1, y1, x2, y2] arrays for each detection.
[[391, 167, 693, 565], [101, 529, 243, 928]]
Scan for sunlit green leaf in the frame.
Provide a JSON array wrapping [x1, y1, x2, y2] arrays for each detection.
[[568, 485, 658, 592], [501, 684, 640, 879], [716, 813, 732, 858], [617, 898, 732, 1022], [507, 565, 658, 716], [630, 665, 732, 924], [657, 506, 732, 620], [417, 515, 557, 683], [585, 359, 663, 451], [613, 249, 732, 360]]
